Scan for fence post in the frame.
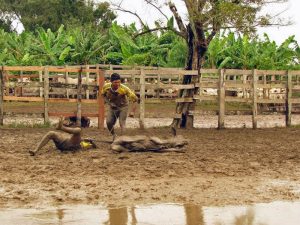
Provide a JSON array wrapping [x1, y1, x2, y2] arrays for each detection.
[[0, 66, 4, 125], [252, 69, 258, 129], [156, 73, 161, 99], [43, 66, 49, 124], [65, 65, 69, 99], [96, 64, 100, 84], [86, 65, 90, 99], [20, 69, 23, 96], [76, 67, 82, 127], [242, 74, 247, 98], [218, 69, 225, 129], [39, 68, 43, 97], [286, 70, 292, 127], [139, 69, 145, 129], [98, 69, 105, 129], [263, 74, 268, 98]]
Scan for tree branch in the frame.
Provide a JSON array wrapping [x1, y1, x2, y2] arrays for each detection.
[[183, 0, 195, 19], [168, 1, 187, 38], [205, 21, 292, 33], [110, 2, 146, 27], [133, 26, 186, 39], [198, 0, 207, 13], [207, 0, 220, 45], [144, 0, 168, 20]]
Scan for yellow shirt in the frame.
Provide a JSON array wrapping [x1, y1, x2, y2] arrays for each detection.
[[80, 141, 93, 149], [101, 83, 138, 108]]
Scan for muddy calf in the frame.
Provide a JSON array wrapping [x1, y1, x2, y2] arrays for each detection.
[[111, 135, 188, 153]]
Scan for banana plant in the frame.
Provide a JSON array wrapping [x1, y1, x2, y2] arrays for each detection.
[[33, 25, 70, 65], [205, 33, 231, 69], [66, 26, 110, 65], [4, 31, 35, 65]]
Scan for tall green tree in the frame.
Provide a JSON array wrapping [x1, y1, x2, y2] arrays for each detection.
[[0, 0, 116, 32]]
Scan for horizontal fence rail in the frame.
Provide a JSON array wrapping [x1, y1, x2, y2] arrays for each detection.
[[1, 65, 300, 128]]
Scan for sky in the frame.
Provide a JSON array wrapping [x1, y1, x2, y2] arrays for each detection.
[[106, 0, 300, 45]]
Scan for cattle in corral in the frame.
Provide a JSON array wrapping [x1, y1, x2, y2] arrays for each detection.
[[82, 77, 96, 84], [269, 88, 286, 99], [225, 90, 238, 97], [53, 76, 97, 98], [146, 86, 156, 98], [57, 77, 96, 85], [17, 77, 30, 82], [201, 88, 218, 96], [237, 89, 251, 98], [22, 87, 40, 96], [57, 77, 67, 83]]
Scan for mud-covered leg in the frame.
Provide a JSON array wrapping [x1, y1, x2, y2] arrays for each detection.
[[29, 131, 64, 156], [119, 106, 128, 135], [106, 107, 118, 136]]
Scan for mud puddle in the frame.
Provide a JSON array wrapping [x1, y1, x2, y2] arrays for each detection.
[[1, 201, 300, 225]]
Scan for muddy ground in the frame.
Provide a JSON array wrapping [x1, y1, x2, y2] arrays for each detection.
[[1, 126, 300, 209]]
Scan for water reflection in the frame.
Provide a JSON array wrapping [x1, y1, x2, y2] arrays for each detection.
[[105, 206, 128, 225], [204, 201, 300, 225], [233, 208, 257, 225], [0, 201, 300, 225], [184, 203, 203, 225]]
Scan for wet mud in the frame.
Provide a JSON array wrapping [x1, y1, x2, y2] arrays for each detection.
[[1, 127, 300, 208]]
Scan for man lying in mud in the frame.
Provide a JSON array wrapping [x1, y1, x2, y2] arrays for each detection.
[[29, 117, 97, 156], [111, 133, 188, 153]]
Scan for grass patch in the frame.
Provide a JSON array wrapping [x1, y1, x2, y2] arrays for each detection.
[[197, 101, 251, 111]]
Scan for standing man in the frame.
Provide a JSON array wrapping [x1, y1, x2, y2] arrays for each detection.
[[101, 73, 138, 138]]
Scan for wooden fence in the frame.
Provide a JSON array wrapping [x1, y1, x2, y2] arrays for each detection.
[[1, 65, 300, 128], [0, 65, 105, 128]]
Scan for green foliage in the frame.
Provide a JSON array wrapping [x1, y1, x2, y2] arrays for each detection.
[[107, 23, 186, 67], [0, 16, 13, 32], [105, 52, 124, 65], [6, 121, 52, 128], [124, 53, 151, 65], [0, 0, 116, 32], [0, 22, 299, 70], [167, 17, 174, 29], [110, 23, 139, 59], [3, 31, 35, 65], [204, 32, 299, 70], [33, 25, 71, 65], [66, 26, 109, 65]]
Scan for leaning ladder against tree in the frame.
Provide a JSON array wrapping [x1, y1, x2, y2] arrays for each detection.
[[169, 3, 214, 129]]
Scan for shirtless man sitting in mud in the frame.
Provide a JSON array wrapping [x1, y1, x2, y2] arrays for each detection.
[[29, 117, 96, 156]]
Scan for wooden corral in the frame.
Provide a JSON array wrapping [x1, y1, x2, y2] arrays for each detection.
[[1, 65, 300, 128]]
